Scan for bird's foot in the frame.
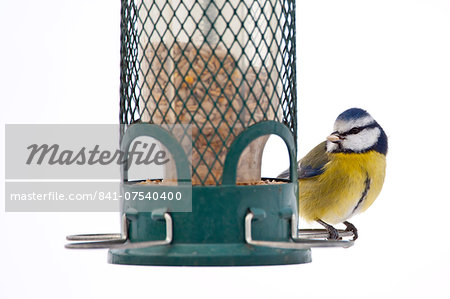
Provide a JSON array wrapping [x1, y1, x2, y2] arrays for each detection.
[[317, 219, 340, 240], [343, 221, 358, 241]]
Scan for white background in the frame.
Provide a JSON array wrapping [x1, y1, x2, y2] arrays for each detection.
[[1, 0, 450, 298]]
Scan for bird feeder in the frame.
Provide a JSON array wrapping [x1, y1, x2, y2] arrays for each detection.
[[66, 0, 354, 265]]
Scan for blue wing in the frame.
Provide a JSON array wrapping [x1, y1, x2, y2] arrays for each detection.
[[277, 141, 329, 180]]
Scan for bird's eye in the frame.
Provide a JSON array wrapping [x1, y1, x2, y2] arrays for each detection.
[[348, 127, 362, 135]]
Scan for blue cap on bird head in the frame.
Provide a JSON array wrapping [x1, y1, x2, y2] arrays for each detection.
[[328, 107, 388, 155], [336, 108, 370, 122]]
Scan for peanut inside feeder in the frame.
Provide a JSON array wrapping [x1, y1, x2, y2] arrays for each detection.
[[134, 0, 285, 185]]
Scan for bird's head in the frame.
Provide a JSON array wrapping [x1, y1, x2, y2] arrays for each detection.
[[326, 108, 388, 155]]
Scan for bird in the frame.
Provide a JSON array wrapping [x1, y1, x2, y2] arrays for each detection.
[[278, 108, 388, 240]]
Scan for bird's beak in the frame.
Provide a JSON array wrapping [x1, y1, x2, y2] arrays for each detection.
[[327, 134, 342, 143]]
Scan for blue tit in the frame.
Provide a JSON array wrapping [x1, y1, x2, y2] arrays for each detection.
[[278, 108, 388, 240]]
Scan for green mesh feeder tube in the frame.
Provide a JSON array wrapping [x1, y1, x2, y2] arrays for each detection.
[[120, 0, 297, 185], [66, 0, 354, 265]]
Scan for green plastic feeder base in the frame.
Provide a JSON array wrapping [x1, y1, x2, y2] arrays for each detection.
[[108, 243, 310, 266], [108, 122, 307, 266], [108, 182, 310, 266]]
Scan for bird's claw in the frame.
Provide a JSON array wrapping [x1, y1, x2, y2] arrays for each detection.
[[343, 221, 358, 240], [317, 219, 340, 240], [327, 226, 340, 240]]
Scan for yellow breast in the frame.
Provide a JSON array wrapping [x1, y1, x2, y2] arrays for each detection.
[[298, 151, 386, 224]]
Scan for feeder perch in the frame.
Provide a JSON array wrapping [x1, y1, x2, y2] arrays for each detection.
[[66, 0, 354, 266]]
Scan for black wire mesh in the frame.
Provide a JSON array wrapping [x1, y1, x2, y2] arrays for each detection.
[[120, 0, 296, 185]]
